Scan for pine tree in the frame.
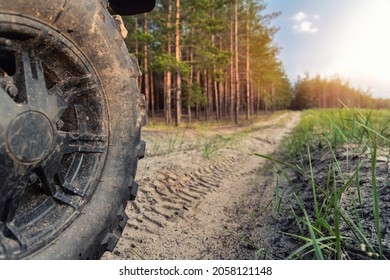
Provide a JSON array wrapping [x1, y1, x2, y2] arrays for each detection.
[[122, 0, 294, 122], [174, 0, 182, 126]]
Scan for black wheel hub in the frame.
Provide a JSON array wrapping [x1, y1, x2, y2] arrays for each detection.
[[0, 15, 108, 259], [7, 111, 54, 163]]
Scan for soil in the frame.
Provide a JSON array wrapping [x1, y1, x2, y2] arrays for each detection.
[[275, 144, 390, 259], [102, 111, 390, 260], [102, 111, 301, 260]]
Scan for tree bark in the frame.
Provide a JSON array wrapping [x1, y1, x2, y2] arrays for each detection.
[[245, 1, 250, 119], [203, 69, 208, 121], [196, 69, 201, 119], [150, 70, 155, 118], [271, 82, 275, 113], [143, 13, 150, 115], [134, 16, 141, 88], [234, 0, 240, 124], [229, 1, 234, 121], [165, 0, 173, 125], [175, 0, 181, 126], [188, 44, 194, 123], [207, 73, 213, 120]]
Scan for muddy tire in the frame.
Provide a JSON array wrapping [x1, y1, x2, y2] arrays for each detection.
[[0, 0, 146, 259]]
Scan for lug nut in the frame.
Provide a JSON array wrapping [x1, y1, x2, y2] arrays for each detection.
[[6, 84, 18, 98]]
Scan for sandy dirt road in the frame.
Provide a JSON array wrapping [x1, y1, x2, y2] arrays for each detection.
[[103, 111, 301, 260]]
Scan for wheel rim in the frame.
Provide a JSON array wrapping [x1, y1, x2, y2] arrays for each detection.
[[0, 15, 108, 259]]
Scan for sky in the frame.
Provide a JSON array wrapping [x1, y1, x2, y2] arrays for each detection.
[[264, 0, 390, 99]]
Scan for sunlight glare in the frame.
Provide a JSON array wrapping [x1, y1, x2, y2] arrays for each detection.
[[325, 1, 390, 90]]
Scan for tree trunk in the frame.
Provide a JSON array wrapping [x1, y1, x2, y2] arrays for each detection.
[[165, 0, 172, 125], [220, 38, 227, 119], [203, 69, 209, 121], [188, 45, 194, 123], [250, 82, 255, 114], [214, 80, 219, 120], [175, 0, 181, 126], [134, 16, 141, 88], [150, 70, 155, 118], [219, 81, 224, 119], [224, 79, 229, 117], [271, 82, 275, 113], [210, 10, 219, 121], [207, 73, 213, 119], [254, 87, 259, 115], [196, 69, 201, 119], [229, 1, 234, 122], [234, 0, 240, 124], [245, 1, 250, 120], [143, 13, 150, 115]]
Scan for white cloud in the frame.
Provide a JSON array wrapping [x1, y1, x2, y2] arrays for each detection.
[[292, 11, 307, 22], [292, 11, 319, 34], [295, 20, 318, 33]]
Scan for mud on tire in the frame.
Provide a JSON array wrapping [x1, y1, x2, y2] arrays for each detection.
[[0, 0, 146, 259]]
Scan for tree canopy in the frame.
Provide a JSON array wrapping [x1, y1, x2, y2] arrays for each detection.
[[292, 74, 390, 110]]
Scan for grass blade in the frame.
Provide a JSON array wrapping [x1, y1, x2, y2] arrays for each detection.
[[254, 153, 303, 174], [371, 138, 383, 258], [333, 167, 341, 260], [293, 193, 324, 260], [307, 145, 319, 224]]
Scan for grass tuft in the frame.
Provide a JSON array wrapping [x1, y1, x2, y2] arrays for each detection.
[[257, 108, 390, 259]]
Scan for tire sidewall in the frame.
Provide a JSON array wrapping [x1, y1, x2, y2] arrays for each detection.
[[0, 0, 143, 259]]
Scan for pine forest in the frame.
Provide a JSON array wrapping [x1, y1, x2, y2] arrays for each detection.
[[123, 0, 390, 126]]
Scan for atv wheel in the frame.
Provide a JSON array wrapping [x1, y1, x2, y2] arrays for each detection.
[[0, 0, 146, 259]]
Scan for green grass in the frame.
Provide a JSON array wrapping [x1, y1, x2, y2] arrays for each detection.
[[284, 109, 390, 162], [201, 134, 242, 159], [145, 111, 291, 157], [149, 127, 187, 155], [202, 138, 220, 159], [257, 108, 390, 260]]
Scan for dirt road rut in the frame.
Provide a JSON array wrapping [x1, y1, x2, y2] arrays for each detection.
[[103, 112, 301, 259]]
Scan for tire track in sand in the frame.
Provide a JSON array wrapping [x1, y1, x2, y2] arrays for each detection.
[[102, 112, 301, 259], [126, 154, 244, 237]]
